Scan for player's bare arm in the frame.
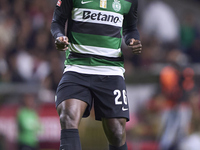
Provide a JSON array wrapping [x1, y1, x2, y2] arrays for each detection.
[[128, 38, 142, 54], [55, 36, 69, 51]]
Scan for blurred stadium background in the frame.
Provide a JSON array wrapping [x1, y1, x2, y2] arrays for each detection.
[[0, 0, 200, 150]]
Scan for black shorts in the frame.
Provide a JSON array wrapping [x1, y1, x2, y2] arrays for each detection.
[[56, 71, 129, 121]]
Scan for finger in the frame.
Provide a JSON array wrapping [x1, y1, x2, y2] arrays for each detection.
[[63, 44, 68, 50], [56, 47, 68, 51], [134, 40, 141, 45], [62, 36, 69, 45], [55, 43, 68, 50], [129, 38, 135, 46], [56, 45, 68, 51], [129, 40, 142, 47], [132, 47, 142, 54], [133, 49, 142, 53], [132, 47, 142, 51], [133, 50, 142, 54], [129, 44, 142, 49], [56, 36, 69, 45], [55, 42, 68, 49]]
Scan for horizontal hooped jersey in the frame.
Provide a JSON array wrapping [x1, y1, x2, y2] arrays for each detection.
[[51, 0, 139, 76]]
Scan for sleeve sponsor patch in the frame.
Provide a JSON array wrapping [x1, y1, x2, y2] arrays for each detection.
[[57, 0, 62, 6]]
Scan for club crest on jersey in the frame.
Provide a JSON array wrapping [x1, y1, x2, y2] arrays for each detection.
[[112, 0, 121, 12], [100, 0, 107, 9], [57, 0, 62, 7]]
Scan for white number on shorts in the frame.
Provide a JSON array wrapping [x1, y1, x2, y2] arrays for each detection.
[[122, 90, 127, 105], [113, 89, 127, 105], [114, 89, 122, 105]]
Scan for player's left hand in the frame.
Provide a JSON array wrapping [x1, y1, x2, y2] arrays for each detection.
[[128, 38, 142, 54]]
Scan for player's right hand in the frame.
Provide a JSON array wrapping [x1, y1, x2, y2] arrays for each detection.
[[55, 36, 69, 51]]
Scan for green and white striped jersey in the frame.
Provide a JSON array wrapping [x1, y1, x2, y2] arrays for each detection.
[[51, 0, 139, 76]]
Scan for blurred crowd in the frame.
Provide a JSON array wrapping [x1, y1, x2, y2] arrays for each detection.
[[124, 1, 200, 149], [123, 0, 200, 75], [0, 0, 200, 150], [0, 0, 200, 92], [0, 0, 64, 102], [126, 64, 200, 150]]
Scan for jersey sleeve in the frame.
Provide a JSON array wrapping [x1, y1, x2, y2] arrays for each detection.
[[51, 0, 73, 39], [123, 0, 140, 45]]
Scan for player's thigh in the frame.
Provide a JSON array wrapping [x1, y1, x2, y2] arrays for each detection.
[[102, 118, 127, 146], [102, 118, 126, 135], [55, 72, 92, 128], [57, 98, 88, 128]]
